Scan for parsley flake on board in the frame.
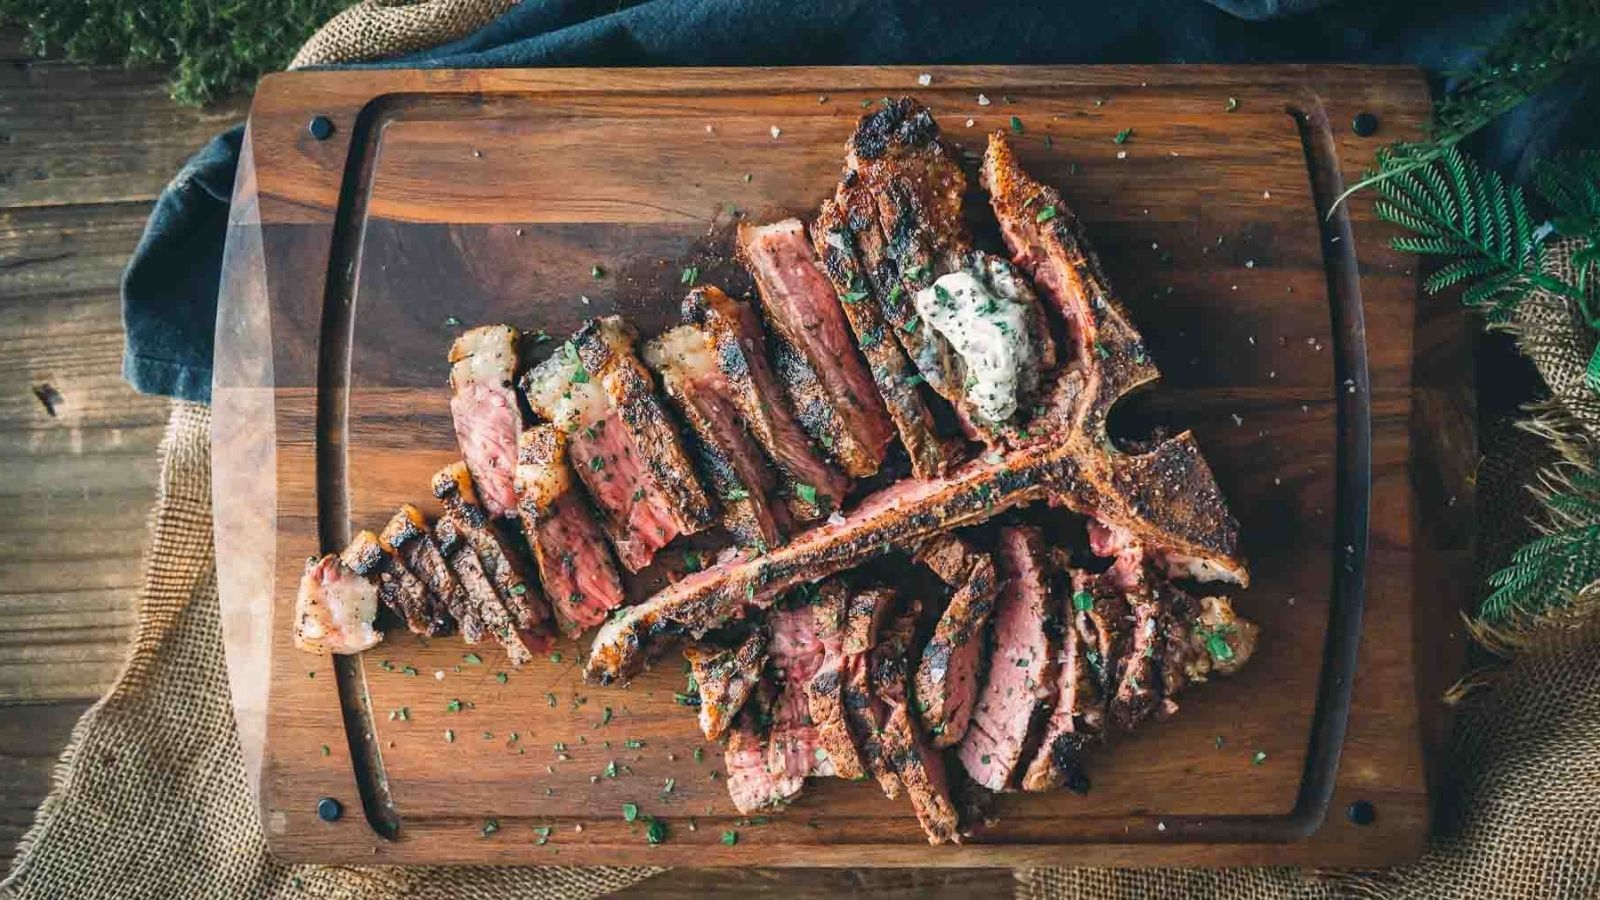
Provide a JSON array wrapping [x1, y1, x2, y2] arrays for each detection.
[[1114, 127, 1134, 144], [1036, 205, 1058, 224]]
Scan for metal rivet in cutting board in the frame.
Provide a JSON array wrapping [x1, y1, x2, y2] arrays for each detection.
[[1346, 800, 1376, 825], [308, 116, 335, 140], [317, 797, 343, 822], [1352, 112, 1379, 137]]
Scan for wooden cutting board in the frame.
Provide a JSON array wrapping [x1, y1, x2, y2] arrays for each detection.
[[212, 65, 1473, 867]]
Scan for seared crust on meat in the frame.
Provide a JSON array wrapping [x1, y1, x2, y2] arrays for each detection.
[[683, 287, 850, 521], [574, 316, 716, 538], [381, 504, 465, 637], [804, 580, 867, 781], [644, 323, 788, 547], [447, 324, 523, 519], [342, 529, 438, 636], [837, 586, 901, 797], [432, 462, 554, 662], [913, 534, 998, 748], [738, 220, 894, 478], [812, 198, 961, 479], [982, 134, 1246, 584], [685, 628, 769, 741], [872, 599, 960, 844]]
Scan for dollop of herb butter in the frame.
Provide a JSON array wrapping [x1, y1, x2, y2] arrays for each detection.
[[912, 262, 1034, 424]]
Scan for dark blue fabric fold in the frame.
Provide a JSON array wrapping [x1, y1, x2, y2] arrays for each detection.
[[122, 0, 1568, 402]]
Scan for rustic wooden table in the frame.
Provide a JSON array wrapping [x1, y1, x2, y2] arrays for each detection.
[[0, 32, 1006, 895]]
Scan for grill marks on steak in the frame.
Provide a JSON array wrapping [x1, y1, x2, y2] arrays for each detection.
[[914, 534, 999, 749], [801, 580, 868, 781], [513, 425, 627, 635], [813, 197, 961, 479], [957, 526, 1058, 791], [842, 99, 1055, 442], [342, 529, 438, 636], [1020, 568, 1104, 794], [722, 683, 802, 814], [738, 219, 894, 478], [683, 286, 850, 522], [871, 597, 961, 845], [766, 599, 837, 786], [644, 323, 788, 548], [836, 586, 901, 797], [522, 318, 712, 571], [432, 462, 554, 663], [447, 325, 523, 519], [981, 134, 1247, 586], [685, 628, 769, 741]]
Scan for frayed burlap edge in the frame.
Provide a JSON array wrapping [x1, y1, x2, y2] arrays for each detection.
[[0, 402, 661, 898], [290, 0, 519, 69]]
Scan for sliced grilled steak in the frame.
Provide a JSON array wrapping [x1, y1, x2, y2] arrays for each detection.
[[1020, 569, 1104, 793], [685, 628, 769, 741], [683, 286, 850, 521], [1105, 563, 1163, 730], [513, 425, 627, 635], [813, 197, 961, 478], [381, 504, 471, 637], [872, 599, 960, 845], [588, 125, 1247, 686], [803, 580, 868, 781], [766, 599, 836, 788], [957, 526, 1058, 791], [843, 99, 1055, 441], [522, 319, 712, 571], [643, 324, 787, 548], [432, 462, 554, 647], [982, 134, 1247, 584], [342, 529, 437, 635], [739, 219, 895, 478], [447, 324, 522, 519], [838, 586, 901, 797], [293, 553, 382, 655], [914, 533, 999, 748], [432, 463, 553, 662], [723, 684, 803, 814]]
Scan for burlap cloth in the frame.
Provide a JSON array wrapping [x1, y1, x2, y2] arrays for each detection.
[[5, 2, 1599, 896]]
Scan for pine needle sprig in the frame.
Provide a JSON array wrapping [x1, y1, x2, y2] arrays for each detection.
[[1328, 0, 1600, 214], [1480, 468, 1600, 634], [1373, 146, 1573, 320]]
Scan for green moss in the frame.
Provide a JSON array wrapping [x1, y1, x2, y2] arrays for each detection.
[[0, 0, 358, 105]]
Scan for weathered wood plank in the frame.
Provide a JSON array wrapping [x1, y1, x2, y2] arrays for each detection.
[[0, 701, 91, 865]]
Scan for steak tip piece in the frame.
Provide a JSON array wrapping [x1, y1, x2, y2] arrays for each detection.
[[294, 553, 382, 655]]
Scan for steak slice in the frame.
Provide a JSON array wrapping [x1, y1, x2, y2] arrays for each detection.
[[914, 533, 999, 748], [684, 628, 769, 742], [381, 504, 471, 638], [956, 526, 1058, 791], [432, 462, 554, 662], [643, 323, 787, 548], [431, 515, 502, 648], [513, 425, 626, 635], [723, 684, 803, 814], [838, 586, 902, 798], [1020, 569, 1104, 794], [684, 286, 850, 521], [766, 598, 836, 789], [739, 219, 895, 478], [982, 134, 1247, 585], [293, 553, 382, 655], [522, 318, 712, 571], [843, 99, 1055, 441], [802, 580, 868, 781], [872, 599, 960, 845], [342, 529, 437, 636], [813, 197, 961, 479], [447, 324, 522, 519]]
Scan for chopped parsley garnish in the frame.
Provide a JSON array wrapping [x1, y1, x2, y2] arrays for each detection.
[[550, 652, 563, 663], [1214, 735, 1225, 749], [743, 172, 753, 182], [1252, 750, 1267, 765], [933, 284, 953, 305], [694, 746, 705, 762], [1073, 591, 1094, 612], [887, 283, 905, 304], [684, 550, 703, 573], [1010, 115, 1024, 134], [1035, 205, 1058, 224], [645, 818, 667, 844], [841, 289, 868, 304], [626, 739, 645, 749], [1044, 134, 1053, 148], [495, 672, 508, 684], [481, 819, 499, 837], [681, 266, 699, 285], [980, 754, 992, 765], [905, 373, 926, 388], [602, 706, 614, 725], [401, 665, 417, 677], [605, 760, 618, 778], [724, 487, 750, 501], [321, 744, 330, 756], [379, 660, 394, 671], [546, 692, 558, 708], [1015, 658, 1029, 668], [622, 803, 640, 822], [901, 314, 920, 333], [532, 329, 552, 343], [589, 456, 605, 472], [463, 652, 482, 665], [1114, 127, 1133, 144], [445, 316, 462, 327], [662, 777, 676, 795], [591, 265, 605, 278], [570, 366, 590, 384], [509, 583, 527, 596], [722, 829, 738, 845], [1225, 96, 1239, 112], [1204, 629, 1236, 662], [905, 264, 928, 280], [744, 582, 756, 601], [795, 483, 818, 505], [446, 699, 463, 712], [632, 487, 646, 501]]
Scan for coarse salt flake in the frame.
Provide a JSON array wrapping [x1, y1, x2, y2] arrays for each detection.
[[918, 73, 932, 86], [827, 511, 847, 527], [1263, 190, 1272, 198], [1245, 259, 1256, 268], [966, 118, 975, 128], [1117, 150, 1128, 159], [1231, 414, 1244, 427], [434, 670, 445, 680], [977, 93, 992, 106], [769, 125, 782, 139]]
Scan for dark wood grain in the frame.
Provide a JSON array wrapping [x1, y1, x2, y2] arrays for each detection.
[[214, 65, 1457, 867]]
